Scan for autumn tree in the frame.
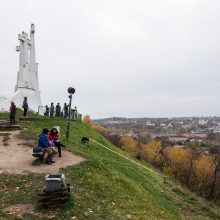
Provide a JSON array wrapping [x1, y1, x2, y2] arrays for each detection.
[[120, 136, 138, 157], [83, 115, 92, 126], [192, 154, 214, 197], [142, 140, 163, 167], [185, 147, 202, 187], [209, 152, 220, 201], [163, 147, 192, 182], [107, 134, 121, 148], [138, 131, 150, 144], [92, 124, 107, 137]]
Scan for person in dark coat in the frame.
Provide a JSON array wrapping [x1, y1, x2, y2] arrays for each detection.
[[22, 97, 29, 117], [55, 103, 61, 118], [50, 103, 54, 118], [9, 102, 17, 125], [44, 105, 49, 116], [63, 103, 68, 119]]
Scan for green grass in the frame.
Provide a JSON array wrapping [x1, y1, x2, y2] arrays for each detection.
[[0, 108, 38, 120], [0, 115, 220, 219]]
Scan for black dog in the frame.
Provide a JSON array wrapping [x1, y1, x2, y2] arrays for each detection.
[[81, 136, 89, 144]]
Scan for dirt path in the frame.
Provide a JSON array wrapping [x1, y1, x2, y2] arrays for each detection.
[[0, 130, 85, 174]]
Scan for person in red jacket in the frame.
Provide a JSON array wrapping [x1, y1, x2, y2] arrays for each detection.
[[48, 128, 66, 157]]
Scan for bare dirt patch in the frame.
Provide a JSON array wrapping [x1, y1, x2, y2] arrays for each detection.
[[0, 131, 85, 174], [3, 204, 35, 219], [3, 203, 58, 219]]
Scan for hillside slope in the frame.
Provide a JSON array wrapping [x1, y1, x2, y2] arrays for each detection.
[[0, 116, 219, 219]]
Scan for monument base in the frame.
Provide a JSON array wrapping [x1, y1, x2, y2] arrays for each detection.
[[0, 89, 41, 113], [0, 96, 10, 112]]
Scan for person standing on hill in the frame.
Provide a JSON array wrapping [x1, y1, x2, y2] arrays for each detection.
[[63, 103, 68, 119], [50, 103, 54, 118], [44, 105, 49, 116], [73, 106, 78, 120], [22, 97, 29, 117], [9, 102, 17, 125], [55, 103, 61, 118]]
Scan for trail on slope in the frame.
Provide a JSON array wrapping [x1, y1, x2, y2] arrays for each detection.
[[0, 130, 85, 174]]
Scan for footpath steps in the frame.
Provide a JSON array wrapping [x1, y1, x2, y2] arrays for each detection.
[[0, 120, 20, 130]]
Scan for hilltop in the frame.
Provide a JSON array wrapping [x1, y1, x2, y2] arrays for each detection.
[[0, 114, 219, 219]]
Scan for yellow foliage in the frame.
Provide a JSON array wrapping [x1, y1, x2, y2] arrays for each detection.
[[163, 166, 173, 177], [92, 124, 107, 136], [142, 140, 162, 165], [83, 115, 92, 125], [163, 147, 192, 178], [120, 136, 138, 157], [193, 155, 214, 187]]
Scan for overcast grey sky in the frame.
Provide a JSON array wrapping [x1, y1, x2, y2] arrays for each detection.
[[0, 0, 219, 118]]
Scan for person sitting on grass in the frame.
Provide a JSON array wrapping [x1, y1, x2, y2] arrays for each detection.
[[38, 128, 56, 165], [48, 128, 66, 157]]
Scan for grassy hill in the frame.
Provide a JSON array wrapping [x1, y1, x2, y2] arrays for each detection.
[[0, 115, 220, 219]]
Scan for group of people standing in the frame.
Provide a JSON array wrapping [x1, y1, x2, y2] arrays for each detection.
[[9, 97, 29, 125], [9, 97, 78, 125], [44, 102, 77, 119]]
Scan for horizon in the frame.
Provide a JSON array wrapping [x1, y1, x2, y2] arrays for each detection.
[[93, 115, 220, 120]]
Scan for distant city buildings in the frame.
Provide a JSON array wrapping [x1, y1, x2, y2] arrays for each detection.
[[94, 116, 220, 155]]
